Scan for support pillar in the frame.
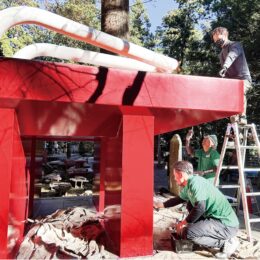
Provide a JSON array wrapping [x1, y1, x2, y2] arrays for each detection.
[[28, 138, 36, 217], [0, 109, 27, 258], [103, 114, 154, 257]]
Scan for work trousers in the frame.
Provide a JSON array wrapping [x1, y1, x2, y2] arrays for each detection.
[[184, 202, 238, 248], [243, 80, 252, 116]]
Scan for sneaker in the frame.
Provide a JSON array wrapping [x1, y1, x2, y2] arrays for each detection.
[[222, 237, 239, 257]]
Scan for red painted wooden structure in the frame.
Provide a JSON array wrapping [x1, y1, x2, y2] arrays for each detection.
[[0, 57, 243, 258]]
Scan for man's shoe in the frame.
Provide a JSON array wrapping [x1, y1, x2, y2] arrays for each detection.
[[220, 237, 239, 258]]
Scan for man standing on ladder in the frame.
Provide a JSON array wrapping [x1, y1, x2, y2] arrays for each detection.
[[211, 27, 252, 125], [186, 130, 220, 184]]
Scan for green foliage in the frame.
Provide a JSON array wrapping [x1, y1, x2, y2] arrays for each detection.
[[49, 0, 100, 51], [0, 0, 39, 56], [156, 0, 209, 74], [0, 0, 100, 57], [130, 0, 155, 48]]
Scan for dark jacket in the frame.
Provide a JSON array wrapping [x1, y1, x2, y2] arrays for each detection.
[[220, 40, 251, 83]]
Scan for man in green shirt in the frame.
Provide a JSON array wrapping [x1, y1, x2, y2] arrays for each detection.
[[186, 129, 220, 183], [154, 161, 239, 258]]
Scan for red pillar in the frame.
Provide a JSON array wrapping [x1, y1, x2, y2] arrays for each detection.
[[28, 138, 36, 217], [103, 114, 154, 257], [0, 109, 27, 258]]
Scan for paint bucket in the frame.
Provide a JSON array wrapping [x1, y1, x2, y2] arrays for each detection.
[[171, 232, 193, 253]]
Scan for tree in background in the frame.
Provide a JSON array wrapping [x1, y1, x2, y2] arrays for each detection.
[[0, 0, 100, 56], [49, 0, 100, 52], [129, 0, 154, 48], [0, 0, 39, 56], [156, 0, 221, 77]]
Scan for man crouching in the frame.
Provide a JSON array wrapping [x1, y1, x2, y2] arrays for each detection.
[[154, 161, 239, 258]]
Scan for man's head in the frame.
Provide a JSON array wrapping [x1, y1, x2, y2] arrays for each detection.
[[173, 161, 193, 187], [202, 134, 218, 152], [212, 27, 229, 48]]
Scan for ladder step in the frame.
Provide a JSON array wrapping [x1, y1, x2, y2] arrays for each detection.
[[226, 145, 260, 149], [246, 192, 260, 196], [221, 166, 260, 171], [239, 124, 255, 129], [249, 218, 260, 223], [218, 185, 240, 189]]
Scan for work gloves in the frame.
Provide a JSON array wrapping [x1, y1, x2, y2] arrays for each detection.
[[219, 67, 227, 78], [186, 129, 193, 142], [174, 219, 187, 238]]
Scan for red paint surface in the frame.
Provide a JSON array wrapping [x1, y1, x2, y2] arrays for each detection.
[[0, 58, 244, 257], [0, 109, 27, 258], [0, 58, 243, 136]]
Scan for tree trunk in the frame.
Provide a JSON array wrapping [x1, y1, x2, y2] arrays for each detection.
[[101, 0, 129, 53]]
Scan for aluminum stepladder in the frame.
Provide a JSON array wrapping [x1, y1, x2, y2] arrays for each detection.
[[214, 122, 260, 241]]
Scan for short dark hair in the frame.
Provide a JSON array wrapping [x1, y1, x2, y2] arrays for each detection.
[[211, 27, 229, 38], [173, 161, 193, 175]]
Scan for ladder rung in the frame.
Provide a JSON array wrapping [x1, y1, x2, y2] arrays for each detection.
[[249, 218, 260, 223], [246, 192, 260, 196], [221, 166, 238, 169], [226, 145, 259, 149], [238, 124, 255, 129], [218, 185, 240, 189], [244, 168, 260, 171], [221, 166, 260, 171]]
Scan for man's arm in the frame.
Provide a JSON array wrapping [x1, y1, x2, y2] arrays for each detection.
[[185, 129, 194, 157], [185, 200, 206, 223], [164, 196, 186, 208], [153, 196, 185, 209], [223, 42, 242, 71]]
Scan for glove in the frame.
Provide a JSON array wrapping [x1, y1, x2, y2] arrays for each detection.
[[186, 129, 193, 141], [219, 67, 227, 78], [174, 220, 187, 237]]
